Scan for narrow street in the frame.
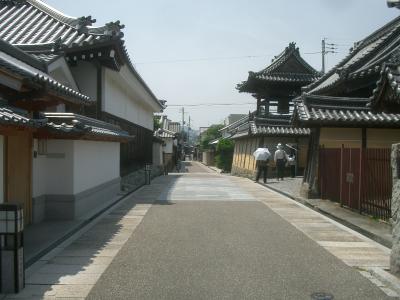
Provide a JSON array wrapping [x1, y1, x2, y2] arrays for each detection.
[[7, 161, 394, 300], [80, 162, 391, 300]]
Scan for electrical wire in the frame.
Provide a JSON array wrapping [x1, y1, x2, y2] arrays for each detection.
[[167, 102, 255, 107], [135, 54, 274, 65]]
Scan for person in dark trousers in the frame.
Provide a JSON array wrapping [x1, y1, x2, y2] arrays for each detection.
[[255, 159, 269, 183], [274, 143, 288, 181], [287, 154, 296, 178]]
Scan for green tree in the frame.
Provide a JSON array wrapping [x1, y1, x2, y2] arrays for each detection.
[[215, 138, 235, 172], [200, 124, 224, 150], [153, 115, 161, 130]]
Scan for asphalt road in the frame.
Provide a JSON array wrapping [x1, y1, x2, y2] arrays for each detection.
[[87, 167, 390, 300]]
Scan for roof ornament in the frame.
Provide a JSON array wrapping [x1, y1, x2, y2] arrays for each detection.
[[51, 38, 66, 52], [389, 49, 400, 65], [76, 16, 96, 34], [104, 21, 125, 37], [387, 0, 400, 8], [336, 67, 348, 78]]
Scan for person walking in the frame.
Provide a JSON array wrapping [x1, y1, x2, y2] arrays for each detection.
[[253, 146, 271, 183], [287, 154, 296, 178], [274, 143, 288, 181]]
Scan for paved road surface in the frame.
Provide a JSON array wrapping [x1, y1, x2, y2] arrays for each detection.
[[177, 160, 213, 173], [87, 162, 391, 300]]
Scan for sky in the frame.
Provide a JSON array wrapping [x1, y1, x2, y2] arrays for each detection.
[[46, 0, 399, 129]]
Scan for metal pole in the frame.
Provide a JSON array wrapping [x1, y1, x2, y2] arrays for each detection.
[[322, 38, 326, 74]]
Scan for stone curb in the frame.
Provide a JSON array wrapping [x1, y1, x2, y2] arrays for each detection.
[[25, 182, 147, 268], [199, 162, 223, 174], [258, 182, 392, 249]]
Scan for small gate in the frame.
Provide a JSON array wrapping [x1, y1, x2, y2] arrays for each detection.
[[360, 149, 392, 221], [319, 147, 392, 221], [319, 149, 341, 203]]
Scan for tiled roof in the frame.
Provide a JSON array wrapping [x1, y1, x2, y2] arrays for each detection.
[[0, 39, 90, 104], [250, 121, 310, 136], [238, 42, 319, 94], [255, 73, 317, 83], [44, 113, 133, 141], [294, 94, 400, 127], [0, 0, 123, 48], [252, 42, 319, 83], [0, 0, 163, 109], [0, 105, 45, 127], [260, 43, 318, 76], [230, 114, 310, 139], [154, 128, 176, 139], [305, 15, 400, 95], [369, 57, 400, 110]]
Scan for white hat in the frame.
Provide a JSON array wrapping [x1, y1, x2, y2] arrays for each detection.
[[277, 143, 283, 149]]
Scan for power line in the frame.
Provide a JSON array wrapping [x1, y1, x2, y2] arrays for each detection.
[[135, 54, 274, 65], [167, 102, 255, 107]]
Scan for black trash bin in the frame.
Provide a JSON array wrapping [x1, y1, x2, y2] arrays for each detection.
[[0, 204, 25, 294]]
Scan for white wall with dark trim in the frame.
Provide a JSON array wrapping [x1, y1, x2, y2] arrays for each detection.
[[104, 67, 155, 130]]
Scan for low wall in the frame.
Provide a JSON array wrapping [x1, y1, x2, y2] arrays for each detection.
[[202, 151, 215, 166], [32, 139, 121, 223], [391, 143, 400, 274], [35, 178, 121, 221]]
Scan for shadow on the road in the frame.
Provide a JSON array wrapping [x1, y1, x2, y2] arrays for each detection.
[[18, 175, 181, 298]]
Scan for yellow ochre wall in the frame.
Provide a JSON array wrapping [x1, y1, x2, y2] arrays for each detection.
[[320, 128, 362, 148], [367, 129, 400, 148], [231, 136, 309, 178], [319, 127, 400, 149]]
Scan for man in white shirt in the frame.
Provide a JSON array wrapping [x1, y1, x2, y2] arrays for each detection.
[[274, 143, 288, 181]]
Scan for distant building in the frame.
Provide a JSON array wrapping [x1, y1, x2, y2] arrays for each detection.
[[224, 114, 247, 126]]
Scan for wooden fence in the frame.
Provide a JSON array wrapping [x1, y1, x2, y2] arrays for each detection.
[[319, 147, 392, 221]]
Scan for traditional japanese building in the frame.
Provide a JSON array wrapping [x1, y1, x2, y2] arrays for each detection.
[[0, 39, 133, 224], [0, 0, 164, 177], [154, 116, 180, 171], [293, 14, 400, 220], [230, 43, 319, 179]]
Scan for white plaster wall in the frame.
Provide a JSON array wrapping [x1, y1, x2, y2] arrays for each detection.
[[70, 61, 98, 101], [164, 139, 173, 154], [0, 136, 3, 203], [48, 57, 79, 91], [103, 67, 156, 130], [73, 140, 120, 194], [33, 139, 120, 196], [153, 142, 163, 166], [32, 139, 74, 196]]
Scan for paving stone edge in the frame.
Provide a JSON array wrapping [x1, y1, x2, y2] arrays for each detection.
[[25, 182, 148, 268], [259, 182, 393, 249]]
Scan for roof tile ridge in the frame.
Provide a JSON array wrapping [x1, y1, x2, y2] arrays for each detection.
[[26, 0, 109, 35], [0, 38, 47, 71], [354, 15, 400, 51], [26, 0, 77, 26]]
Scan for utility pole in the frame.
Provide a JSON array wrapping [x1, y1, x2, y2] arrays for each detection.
[[321, 38, 326, 74], [321, 38, 338, 74], [188, 116, 191, 145], [181, 107, 185, 134]]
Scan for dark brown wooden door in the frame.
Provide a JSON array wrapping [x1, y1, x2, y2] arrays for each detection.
[[6, 133, 33, 225]]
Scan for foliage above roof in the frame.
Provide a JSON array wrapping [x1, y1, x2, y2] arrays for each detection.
[[237, 42, 319, 95]]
